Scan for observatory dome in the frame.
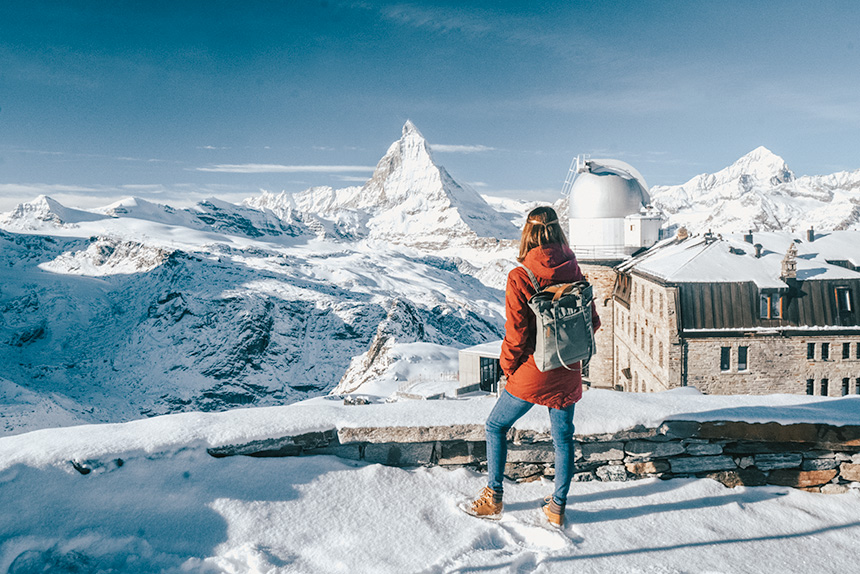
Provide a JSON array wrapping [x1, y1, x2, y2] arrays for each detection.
[[568, 159, 650, 219]]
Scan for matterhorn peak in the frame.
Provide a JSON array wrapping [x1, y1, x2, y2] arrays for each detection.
[[402, 119, 421, 137]]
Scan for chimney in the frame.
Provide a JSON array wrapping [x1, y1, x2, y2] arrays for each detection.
[[807, 227, 815, 242], [754, 243, 763, 258], [781, 243, 798, 280], [677, 227, 689, 240], [744, 229, 754, 244]]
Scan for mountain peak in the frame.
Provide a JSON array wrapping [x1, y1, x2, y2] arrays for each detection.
[[730, 146, 794, 184], [402, 120, 422, 138]]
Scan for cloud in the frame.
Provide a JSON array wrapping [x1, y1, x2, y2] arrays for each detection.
[[430, 144, 497, 154], [195, 164, 376, 174], [198, 145, 230, 150], [334, 175, 371, 183]]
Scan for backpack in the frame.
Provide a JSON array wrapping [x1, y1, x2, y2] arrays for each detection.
[[522, 265, 596, 373]]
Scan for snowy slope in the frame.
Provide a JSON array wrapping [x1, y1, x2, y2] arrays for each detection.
[[650, 147, 860, 234], [0, 194, 509, 435]]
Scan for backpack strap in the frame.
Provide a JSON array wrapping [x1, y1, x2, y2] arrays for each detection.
[[521, 265, 542, 293]]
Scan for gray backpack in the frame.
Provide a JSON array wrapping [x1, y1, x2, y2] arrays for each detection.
[[522, 265, 596, 372]]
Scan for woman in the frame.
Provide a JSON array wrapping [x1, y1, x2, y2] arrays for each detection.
[[463, 206, 600, 527]]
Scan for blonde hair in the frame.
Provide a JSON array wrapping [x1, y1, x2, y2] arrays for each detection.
[[517, 206, 568, 262]]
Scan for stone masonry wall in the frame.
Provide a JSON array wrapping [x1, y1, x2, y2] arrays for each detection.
[[614, 275, 680, 393], [206, 420, 860, 494], [579, 263, 618, 390], [688, 335, 860, 396]]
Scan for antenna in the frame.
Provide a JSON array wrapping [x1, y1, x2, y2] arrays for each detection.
[[561, 154, 590, 197]]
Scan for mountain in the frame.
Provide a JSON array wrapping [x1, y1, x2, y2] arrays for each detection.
[[650, 147, 860, 233], [0, 195, 509, 435], [287, 121, 520, 248]]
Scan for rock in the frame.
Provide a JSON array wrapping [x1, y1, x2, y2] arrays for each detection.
[[625, 461, 670, 475], [338, 424, 485, 444], [304, 444, 362, 461], [504, 463, 543, 481], [735, 456, 754, 469], [684, 442, 724, 456], [507, 443, 555, 463], [801, 458, 839, 471], [704, 469, 767, 488], [624, 440, 686, 460], [581, 442, 625, 462], [437, 441, 484, 465], [658, 421, 700, 439], [363, 442, 434, 466], [572, 471, 594, 482], [754, 453, 803, 471], [596, 464, 628, 482], [802, 450, 836, 459], [669, 456, 737, 474], [839, 463, 860, 482], [821, 483, 850, 495], [853, 453, 860, 464], [343, 395, 371, 406], [767, 469, 838, 488]]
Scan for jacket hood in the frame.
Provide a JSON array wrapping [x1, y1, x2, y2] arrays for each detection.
[[522, 243, 579, 282]]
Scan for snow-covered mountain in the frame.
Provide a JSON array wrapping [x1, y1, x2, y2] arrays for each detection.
[[286, 121, 520, 248], [0, 123, 526, 436], [650, 146, 860, 234]]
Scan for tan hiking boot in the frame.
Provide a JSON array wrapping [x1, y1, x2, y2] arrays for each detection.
[[461, 486, 503, 520], [542, 496, 565, 528]]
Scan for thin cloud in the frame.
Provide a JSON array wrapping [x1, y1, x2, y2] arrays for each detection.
[[334, 175, 371, 183], [431, 144, 497, 154], [195, 164, 376, 174]]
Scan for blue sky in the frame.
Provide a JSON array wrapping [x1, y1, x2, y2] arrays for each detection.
[[1, 1, 859, 210]]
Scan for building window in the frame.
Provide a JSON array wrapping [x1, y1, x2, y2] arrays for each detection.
[[843, 378, 850, 396], [807, 343, 815, 360], [822, 343, 830, 360], [649, 334, 653, 358], [659, 342, 664, 368], [738, 346, 748, 371], [806, 379, 814, 395], [820, 378, 829, 396], [479, 357, 501, 393], [649, 290, 654, 313], [856, 378, 860, 395], [659, 293, 664, 318], [760, 293, 782, 319], [633, 323, 637, 345], [835, 287, 853, 312], [856, 343, 860, 359], [844, 343, 851, 360], [720, 347, 731, 372]]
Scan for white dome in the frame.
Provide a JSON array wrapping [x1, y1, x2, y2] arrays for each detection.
[[569, 159, 649, 219]]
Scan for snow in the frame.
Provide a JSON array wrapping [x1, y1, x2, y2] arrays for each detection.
[[2, 389, 860, 573], [621, 230, 860, 287], [1, 388, 858, 475], [649, 147, 860, 235]]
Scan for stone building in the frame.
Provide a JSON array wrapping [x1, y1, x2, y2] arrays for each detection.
[[613, 229, 860, 397]]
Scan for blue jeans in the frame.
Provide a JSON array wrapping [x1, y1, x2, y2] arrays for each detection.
[[485, 390, 576, 507]]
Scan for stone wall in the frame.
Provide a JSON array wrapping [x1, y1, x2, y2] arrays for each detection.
[[579, 263, 618, 389], [687, 335, 860, 396], [614, 275, 680, 393], [208, 420, 860, 494]]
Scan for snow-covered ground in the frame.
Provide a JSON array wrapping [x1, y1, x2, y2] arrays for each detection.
[[2, 389, 860, 573]]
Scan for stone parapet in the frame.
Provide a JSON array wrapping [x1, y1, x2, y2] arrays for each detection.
[[205, 420, 860, 493]]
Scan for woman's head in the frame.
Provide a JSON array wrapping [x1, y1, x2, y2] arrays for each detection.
[[517, 206, 568, 262]]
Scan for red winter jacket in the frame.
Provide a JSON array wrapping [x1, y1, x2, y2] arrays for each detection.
[[500, 243, 601, 409]]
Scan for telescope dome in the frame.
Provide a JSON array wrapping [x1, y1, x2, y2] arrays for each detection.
[[568, 159, 650, 219]]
